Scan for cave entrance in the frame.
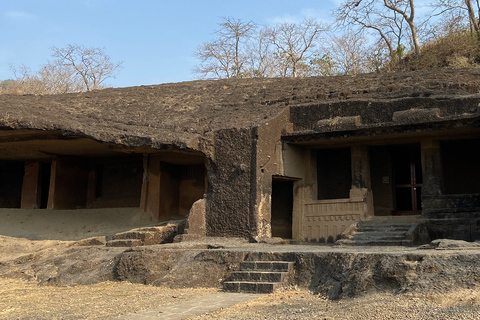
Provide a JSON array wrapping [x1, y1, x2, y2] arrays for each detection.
[[271, 178, 293, 239]]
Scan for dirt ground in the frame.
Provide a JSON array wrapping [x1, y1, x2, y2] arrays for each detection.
[[192, 287, 480, 320], [1, 209, 480, 319], [0, 277, 217, 319], [1, 233, 479, 320], [1, 278, 480, 320]]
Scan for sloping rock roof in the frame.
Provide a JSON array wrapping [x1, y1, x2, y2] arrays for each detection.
[[0, 68, 479, 150]]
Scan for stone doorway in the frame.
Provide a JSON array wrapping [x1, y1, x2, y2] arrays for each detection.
[[271, 178, 293, 239], [393, 145, 422, 215], [370, 144, 422, 216]]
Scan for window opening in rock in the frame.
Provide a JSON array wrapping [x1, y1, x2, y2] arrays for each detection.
[[317, 148, 352, 200]]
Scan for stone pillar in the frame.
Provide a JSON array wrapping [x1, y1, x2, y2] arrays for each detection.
[[145, 156, 161, 220], [21, 161, 42, 209], [421, 139, 444, 196], [351, 145, 371, 190], [86, 169, 97, 208], [292, 147, 315, 240], [139, 154, 150, 212], [143, 156, 180, 222], [350, 145, 371, 191], [350, 145, 373, 216], [158, 162, 180, 221]]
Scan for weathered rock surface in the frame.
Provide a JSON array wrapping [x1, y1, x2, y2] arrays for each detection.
[[418, 238, 480, 250], [1, 236, 480, 300], [73, 236, 107, 246], [295, 252, 480, 299], [107, 222, 181, 247], [115, 247, 246, 288], [2, 68, 480, 150]]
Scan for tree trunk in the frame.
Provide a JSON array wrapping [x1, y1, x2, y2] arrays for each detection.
[[465, 0, 479, 32]]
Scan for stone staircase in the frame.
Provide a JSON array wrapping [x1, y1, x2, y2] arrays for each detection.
[[223, 260, 294, 294], [106, 223, 178, 247], [336, 216, 421, 246]]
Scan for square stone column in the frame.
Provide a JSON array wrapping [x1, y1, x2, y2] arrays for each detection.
[[350, 145, 373, 216], [421, 139, 444, 196], [350, 145, 372, 191], [21, 161, 42, 209], [141, 155, 180, 222]]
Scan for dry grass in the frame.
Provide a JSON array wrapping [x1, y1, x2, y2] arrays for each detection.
[[1, 278, 480, 319], [0, 277, 217, 320], [190, 286, 480, 320]]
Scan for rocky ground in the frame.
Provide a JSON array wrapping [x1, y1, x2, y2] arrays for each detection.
[[1, 220, 480, 319], [0, 277, 216, 319], [192, 286, 480, 320], [1, 278, 480, 319]]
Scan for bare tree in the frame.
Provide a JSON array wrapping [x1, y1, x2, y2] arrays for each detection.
[[7, 65, 47, 95], [266, 18, 329, 77], [193, 40, 235, 79], [329, 32, 372, 75], [51, 44, 123, 91], [244, 27, 279, 78], [335, 0, 422, 64], [193, 17, 330, 79], [193, 17, 256, 79], [337, 1, 398, 59], [430, 0, 480, 34], [3, 45, 122, 95], [38, 61, 84, 94], [218, 17, 257, 77], [383, 0, 421, 54]]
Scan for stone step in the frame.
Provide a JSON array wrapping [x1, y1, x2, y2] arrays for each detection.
[[110, 225, 178, 246], [337, 239, 414, 246], [357, 226, 411, 232], [229, 271, 288, 282], [106, 239, 143, 247], [112, 230, 154, 241], [224, 260, 294, 294], [350, 232, 407, 241], [239, 261, 293, 272], [223, 281, 280, 294]]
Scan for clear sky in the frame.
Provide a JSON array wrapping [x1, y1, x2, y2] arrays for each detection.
[[1, 0, 340, 88]]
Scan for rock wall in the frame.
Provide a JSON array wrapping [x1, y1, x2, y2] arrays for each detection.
[[290, 97, 480, 132], [114, 248, 480, 300], [3, 241, 480, 300], [206, 128, 257, 238]]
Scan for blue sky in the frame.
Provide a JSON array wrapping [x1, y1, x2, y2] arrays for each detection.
[[0, 0, 340, 88]]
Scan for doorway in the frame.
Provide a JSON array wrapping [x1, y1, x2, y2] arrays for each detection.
[[370, 144, 422, 216], [393, 145, 422, 215], [271, 179, 293, 238]]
